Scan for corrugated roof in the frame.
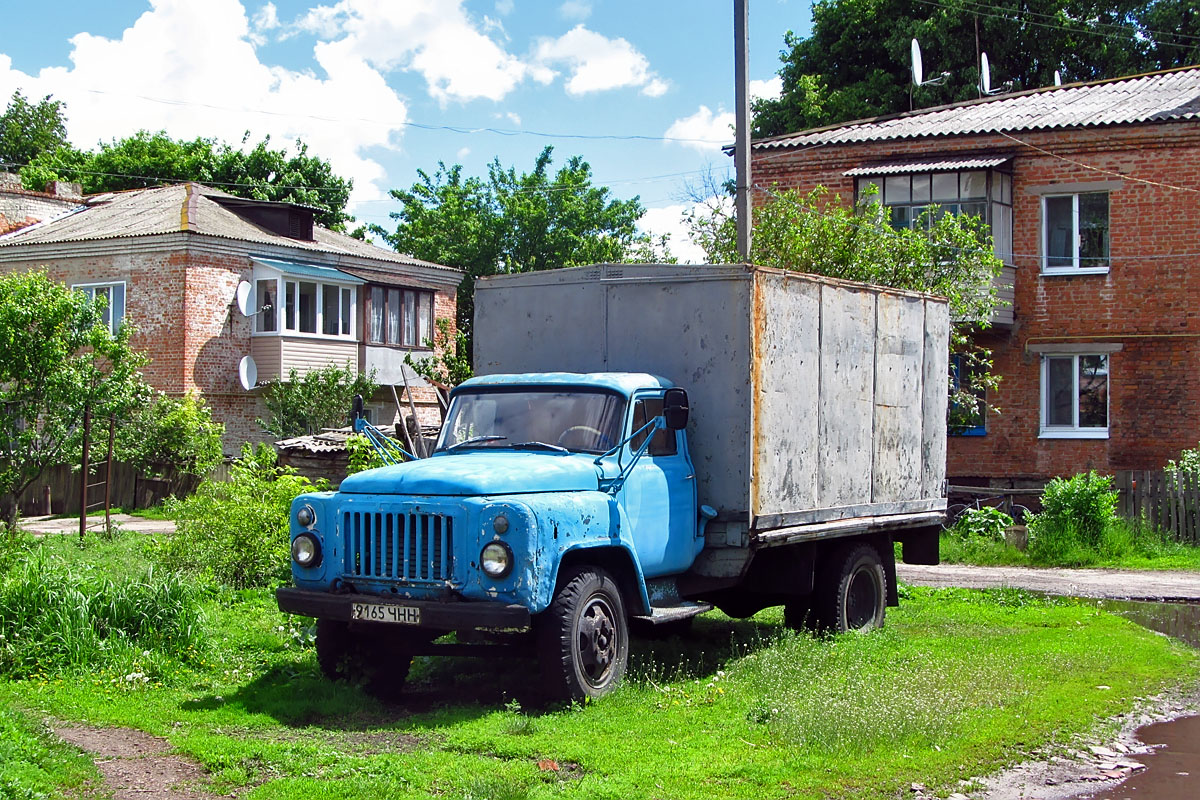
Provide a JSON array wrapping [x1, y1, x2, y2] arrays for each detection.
[[252, 257, 365, 284], [0, 183, 461, 274], [755, 67, 1200, 151], [844, 156, 1010, 176]]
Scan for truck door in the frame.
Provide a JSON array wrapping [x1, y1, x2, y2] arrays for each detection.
[[618, 394, 698, 578]]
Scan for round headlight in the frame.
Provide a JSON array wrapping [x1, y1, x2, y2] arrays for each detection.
[[480, 542, 513, 579], [296, 504, 316, 528], [292, 533, 321, 568], [492, 514, 509, 535]]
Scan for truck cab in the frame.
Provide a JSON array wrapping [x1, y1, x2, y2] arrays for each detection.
[[276, 372, 702, 701]]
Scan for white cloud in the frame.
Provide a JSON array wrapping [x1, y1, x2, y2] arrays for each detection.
[[495, 0, 514, 14], [664, 106, 735, 152], [559, 1, 592, 21], [456, 147, 471, 160], [0, 0, 407, 213], [533, 26, 666, 96], [639, 201, 718, 264], [248, 2, 280, 45], [290, 0, 530, 104], [750, 76, 782, 101], [499, 111, 521, 126]]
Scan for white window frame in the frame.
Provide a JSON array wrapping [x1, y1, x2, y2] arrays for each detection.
[[1041, 192, 1110, 275], [73, 280, 126, 335], [1039, 353, 1109, 439], [252, 269, 357, 341]]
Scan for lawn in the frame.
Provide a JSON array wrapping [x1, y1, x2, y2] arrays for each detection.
[[2, 532, 1198, 800]]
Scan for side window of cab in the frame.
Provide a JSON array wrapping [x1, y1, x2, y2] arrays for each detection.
[[630, 397, 677, 456]]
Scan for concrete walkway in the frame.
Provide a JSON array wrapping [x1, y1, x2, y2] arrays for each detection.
[[897, 562, 1200, 602], [20, 514, 176, 536]]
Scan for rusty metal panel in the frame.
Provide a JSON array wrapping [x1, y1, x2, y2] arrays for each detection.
[[921, 299, 950, 498], [871, 293, 924, 502], [750, 271, 819, 516], [817, 284, 876, 508]]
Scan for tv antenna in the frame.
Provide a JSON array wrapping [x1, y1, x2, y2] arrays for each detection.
[[979, 52, 1013, 96]]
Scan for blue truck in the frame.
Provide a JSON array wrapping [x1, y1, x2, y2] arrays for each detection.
[[276, 264, 949, 701]]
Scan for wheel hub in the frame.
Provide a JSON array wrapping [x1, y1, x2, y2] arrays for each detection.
[[578, 599, 616, 681]]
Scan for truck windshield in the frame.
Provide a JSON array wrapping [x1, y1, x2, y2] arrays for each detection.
[[438, 389, 626, 454]]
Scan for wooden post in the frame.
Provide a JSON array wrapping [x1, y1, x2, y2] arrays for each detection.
[[399, 369, 427, 458], [79, 405, 90, 542], [105, 415, 115, 536]]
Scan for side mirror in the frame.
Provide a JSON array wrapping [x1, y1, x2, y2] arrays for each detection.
[[662, 387, 689, 430], [352, 394, 364, 422]]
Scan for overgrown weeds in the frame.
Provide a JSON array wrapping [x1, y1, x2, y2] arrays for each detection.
[[0, 553, 203, 679], [148, 443, 324, 589]]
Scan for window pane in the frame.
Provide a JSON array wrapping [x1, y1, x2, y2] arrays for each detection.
[[404, 290, 417, 346], [1047, 357, 1074, 426], [298, 282, 317, 333], [341, 288, 352, 336], [884, 175, 910, 204], [256, 279, 277, 332], [911, 174, 930, 202], [857, 178, 880, 200], [992, 203, 1013, 263], [369, 286, 384, 342], [387, 288, 400, 344], [960, 171, 986, 199], [322, 284, 339, 335], [1002, 174, 1012, 204], [418, 292, 432, 347], [888, 205, 910, 230], [630, 398, 677, 455], [95, 286, 112, 330], [1044, 196, 1074, 267], [1078, 355, 1108, 428], [932, 172, 958, 201], [1079, 192, 1109, 266], [960, 202, 986, 220], [110, 284, 125, 331], [285, 281, 297, 331]]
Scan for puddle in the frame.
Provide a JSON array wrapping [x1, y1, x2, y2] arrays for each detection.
[[1086, 598, 1200, 649], [1083, 713, 1200, 800]]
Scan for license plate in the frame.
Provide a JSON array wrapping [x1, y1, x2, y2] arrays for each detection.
[[351, 602, 420, 625]]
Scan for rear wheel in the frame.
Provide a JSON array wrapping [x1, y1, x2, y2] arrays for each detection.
[[816, 544, 886, 633], [315, 619, 415, 701], [536, 567, 629, 702]]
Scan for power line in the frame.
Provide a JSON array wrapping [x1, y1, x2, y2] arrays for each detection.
[[996, 131, 1200, 194]]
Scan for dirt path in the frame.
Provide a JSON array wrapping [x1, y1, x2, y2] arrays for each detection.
[[53, 723, 225, 799], [21, 514, 176, 536], [897, 563, 1200, 601]]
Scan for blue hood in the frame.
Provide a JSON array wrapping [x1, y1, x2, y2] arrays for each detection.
[[338, 451, 603, 496]]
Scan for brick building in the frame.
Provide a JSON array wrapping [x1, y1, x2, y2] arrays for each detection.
[[748, 66, 1200, 487], [0, 182, 461, 453], [0, 172, 82, 234]]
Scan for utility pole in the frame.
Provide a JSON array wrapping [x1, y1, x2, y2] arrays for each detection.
[[734, 0, 752, 262]]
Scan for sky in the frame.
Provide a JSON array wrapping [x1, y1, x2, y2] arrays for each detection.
[[0, 0, 815, 261]]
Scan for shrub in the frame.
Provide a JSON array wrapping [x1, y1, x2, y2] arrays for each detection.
[[257, 364, 377, 438], [0, 556, 203, 679], [951, 506, 1012, 543], [116, 390, 225, 477], [345, 433, 386, 476], [1033, 471, 1117, 550], [151, 443, 323, 589]]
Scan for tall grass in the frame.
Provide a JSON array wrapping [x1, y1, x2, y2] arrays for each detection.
[[0, 553, 203, 679]]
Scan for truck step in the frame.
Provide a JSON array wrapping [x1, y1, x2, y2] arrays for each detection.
[[632, 601, 713, 625]]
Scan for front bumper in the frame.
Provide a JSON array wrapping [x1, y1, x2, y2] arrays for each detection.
[[276, 586, 531, 630]]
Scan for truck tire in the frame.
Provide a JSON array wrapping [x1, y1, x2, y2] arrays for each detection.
[[536, 567, 629, 702], [817, 543, 886, 633], [315, 619, 413, 701]]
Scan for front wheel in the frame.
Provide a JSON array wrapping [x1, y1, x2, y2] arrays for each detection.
[[536, 567, 629, 702], [816, 543, 886, 633]]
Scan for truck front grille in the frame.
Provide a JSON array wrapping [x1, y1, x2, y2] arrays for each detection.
[[343, 510, 454, 583]]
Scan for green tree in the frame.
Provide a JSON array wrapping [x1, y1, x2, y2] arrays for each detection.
[[0, 270, 149, 531], [257, 364, 378, 439], [115, 390, 225, 477], [21, 131, 353, 229], [753, 0, 1183, 136], [0, 91, 69, 170], [688, 185, 1002, 414], [373, 146, 662, 354]]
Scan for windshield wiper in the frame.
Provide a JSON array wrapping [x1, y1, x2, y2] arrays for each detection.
[[512, 441, 568, 453], [445, 435, 507, 451]]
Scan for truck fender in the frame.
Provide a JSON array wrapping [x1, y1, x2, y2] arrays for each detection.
[[553, 541, 652, 617]]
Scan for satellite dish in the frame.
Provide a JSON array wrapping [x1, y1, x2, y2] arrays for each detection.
[[1054, 70, 1063, 87], [980, 52, 992, 95], [235, 280, 253, 316], [238, 356, 258, 391], [911, 39, 924, 87]]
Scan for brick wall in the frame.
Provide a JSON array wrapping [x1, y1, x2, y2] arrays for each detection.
[[751, 121, 1200, 484]]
